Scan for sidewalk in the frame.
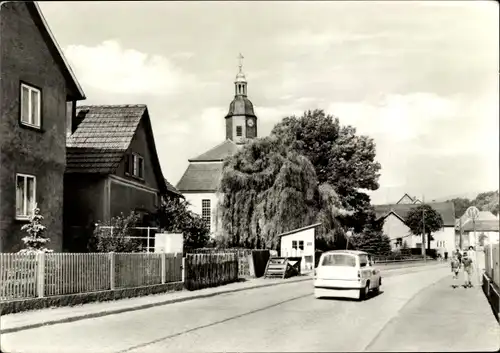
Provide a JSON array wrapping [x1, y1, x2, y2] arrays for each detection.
[[365, 273, 500, 352], [1, 274, 312, 334]]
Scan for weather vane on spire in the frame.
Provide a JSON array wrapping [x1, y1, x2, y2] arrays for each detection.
[[237, 53, 244, 73]]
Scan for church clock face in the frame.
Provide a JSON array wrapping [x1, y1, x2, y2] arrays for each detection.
[[247, 119, 254, 127]]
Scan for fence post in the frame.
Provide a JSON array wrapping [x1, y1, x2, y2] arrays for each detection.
[[37, 252, 45, 298], [161, 252, 166, 284], [109, 252, 115, 290], [181, 255, 185, 283], [147, 227, 150, 254]]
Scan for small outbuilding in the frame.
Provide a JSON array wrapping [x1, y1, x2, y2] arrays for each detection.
[[279, 223, 322, 271]]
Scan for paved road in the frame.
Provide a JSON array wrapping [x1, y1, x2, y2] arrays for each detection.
[[1, 265, 495, 353]]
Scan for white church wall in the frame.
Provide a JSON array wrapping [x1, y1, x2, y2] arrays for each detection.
[[182, 192, 219, 236]]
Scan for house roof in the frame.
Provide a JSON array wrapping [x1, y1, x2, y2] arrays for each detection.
[[278, 223, 322, 237], [29, 2, 85, 100], [374, 201, 456, 227], [462, 220, 499, 232], [66, 104, 178, 197], [176, 162, 224, 192], [396, 194, 415, 204], [189, 139, 240, 162], [164, 178, 182, 197], [457, 210, 498, 228]]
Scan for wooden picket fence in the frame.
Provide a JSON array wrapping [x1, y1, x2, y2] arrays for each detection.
[[184, 253, 238, 291], [190, 248, 252, 277], [0, 252, 183, 301]]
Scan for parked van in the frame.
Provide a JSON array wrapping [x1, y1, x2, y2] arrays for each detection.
[[314, 250, 382, 301]]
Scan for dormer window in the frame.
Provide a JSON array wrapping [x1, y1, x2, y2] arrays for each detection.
[[236, 126, 242, 137]]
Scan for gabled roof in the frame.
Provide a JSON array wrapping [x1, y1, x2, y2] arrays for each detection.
[[28, 2, 85, 100], [189, 139, 239, 162], [176, 162, 224, 192], [66, 104, 177, 197], [396, 193, 416, 204], [374, 201, 456, 227], [381, 210, 408, 224], [457, 210, 498, 228], [462, 220, 499, 232]]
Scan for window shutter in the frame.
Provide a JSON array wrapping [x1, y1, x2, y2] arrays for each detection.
[[125, 154, 131, 174]]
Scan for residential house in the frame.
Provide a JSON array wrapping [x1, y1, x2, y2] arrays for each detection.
[[0, 2, 86, 252], [374, 197, 456, 256], [176, 60, 258, 235], [63, 105, 182, 251], [456, 211, 499, 248]]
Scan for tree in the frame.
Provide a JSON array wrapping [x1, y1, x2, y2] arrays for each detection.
[[447, 190, 499, 218], [156, 197, 210, 250], [474, 190, 499, 216], [271, 109, 381, 232], [89, 212, 143, 252], [217, 136, 349, 250], [447, 197, 473, 218], [405, 205, 444, 253], [347, 218, 391, 255], [18, 206, 53, 254]]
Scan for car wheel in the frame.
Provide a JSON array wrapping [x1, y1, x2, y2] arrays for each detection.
[[359, 283, 370, 301]]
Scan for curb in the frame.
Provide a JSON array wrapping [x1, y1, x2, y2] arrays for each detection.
[[1, 263, 442, 334], [1, 276, 312, 334]]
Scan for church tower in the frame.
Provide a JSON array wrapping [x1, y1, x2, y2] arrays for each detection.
[[225, 54, 258, 144]]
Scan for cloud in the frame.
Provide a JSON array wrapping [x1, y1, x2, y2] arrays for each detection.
[[328, 93, 457, 142], [64, 40, 196, 95]]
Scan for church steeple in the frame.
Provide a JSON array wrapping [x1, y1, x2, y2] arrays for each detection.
[[234, 53, 247, 97], [225, 54, 258, 144]]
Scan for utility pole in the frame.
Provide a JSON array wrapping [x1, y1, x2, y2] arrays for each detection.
[[422, 195, 426, 263]]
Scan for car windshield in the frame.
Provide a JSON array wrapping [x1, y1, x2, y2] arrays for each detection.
[[321, 254, 356, 267]]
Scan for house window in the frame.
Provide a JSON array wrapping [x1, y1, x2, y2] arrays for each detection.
[[16, 174, 36, 219], [132, 153, 144, 178], [292, 240, 297, 249], [396, 238, 403, 247], [236, 126, 242, 137], [299, 241, 304, 250], [20, 83, 41, 128], [202, 199, 211, 227]]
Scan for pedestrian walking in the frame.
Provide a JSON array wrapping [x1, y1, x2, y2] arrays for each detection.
[[444, 251, 448, 261], [450, 254, 461, 288], [462, 252, 474, 288]]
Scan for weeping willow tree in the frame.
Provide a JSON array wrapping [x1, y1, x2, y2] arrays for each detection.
[[217, 136, 349, 250]]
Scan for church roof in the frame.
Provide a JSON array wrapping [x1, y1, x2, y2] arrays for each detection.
[[225, 96, 256, 118], [176, 162, 224, 192], [374, 201, 456, 227], [189, 139, 239, 162]]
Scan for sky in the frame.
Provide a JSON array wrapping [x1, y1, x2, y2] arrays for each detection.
[[38, 1, 499, 204]]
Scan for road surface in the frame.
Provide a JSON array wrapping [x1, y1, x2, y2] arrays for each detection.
[[1, 264, 497, 352]]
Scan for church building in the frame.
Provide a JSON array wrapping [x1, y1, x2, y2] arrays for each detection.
[[176, 56, 259, 235]]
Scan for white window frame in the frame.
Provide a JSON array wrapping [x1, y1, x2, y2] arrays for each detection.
[[15, 174, 36, 220], [20, 83, 42, 128], [201, 199, 211, 227], [132, 153, 144, 179]]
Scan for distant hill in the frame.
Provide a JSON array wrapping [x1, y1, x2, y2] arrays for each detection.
[[432, 191, 482, 203]]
